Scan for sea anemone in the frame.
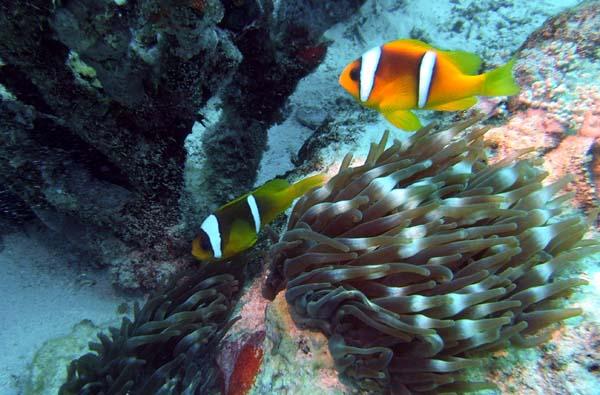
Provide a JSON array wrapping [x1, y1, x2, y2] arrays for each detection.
[[60, 263, 241, 395], [265, 115, 599, 393]]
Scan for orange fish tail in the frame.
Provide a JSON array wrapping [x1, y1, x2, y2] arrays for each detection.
[[481, 58, 520, 97]]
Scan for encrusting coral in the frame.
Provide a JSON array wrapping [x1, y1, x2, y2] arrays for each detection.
[[265, 115, 599, 394], [59, 262, 242, 395]]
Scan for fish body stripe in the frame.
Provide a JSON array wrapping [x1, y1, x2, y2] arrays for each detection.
[[200, 214, 222, 258], [246, 194, 261, 234], [360, 46, 382, 102], [417, 50, 437, 108]]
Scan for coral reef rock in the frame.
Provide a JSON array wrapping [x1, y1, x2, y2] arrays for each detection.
[[24, 319, 116, 395], [0, 0, 365, 289], [486, 1, 600, 212]]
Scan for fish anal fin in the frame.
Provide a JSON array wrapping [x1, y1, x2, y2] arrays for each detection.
[[428, 96, 478, 111], [442, 50, 482, 75], [383, 110, 422, 131]]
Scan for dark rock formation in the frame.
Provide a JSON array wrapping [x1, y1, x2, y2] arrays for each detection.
[[0, 0, 365, 289]]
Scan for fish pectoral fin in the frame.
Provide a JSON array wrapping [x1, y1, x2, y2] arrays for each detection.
[[441, 50, 482, 75], [224, 219, 258, 257], [428, 96, 478, 111], [378, 77, 418, 113], [383, 110, 422, 131]]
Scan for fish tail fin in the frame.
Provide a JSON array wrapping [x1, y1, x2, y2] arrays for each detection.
[[481, 58, 520, 97], [287, 174, 327, 200], [258, 174, 326, 224]]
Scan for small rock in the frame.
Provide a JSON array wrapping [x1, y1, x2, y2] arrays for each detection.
[[295, 107, 329, 130]]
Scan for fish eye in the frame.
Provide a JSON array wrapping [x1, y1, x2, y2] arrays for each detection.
[[349, 67, 360, 81], [199, 232, 211, 251]]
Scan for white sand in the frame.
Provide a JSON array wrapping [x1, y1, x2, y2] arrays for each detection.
[[0, 226, 136, 395]]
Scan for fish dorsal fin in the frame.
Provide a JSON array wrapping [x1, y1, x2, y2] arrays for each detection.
[[385, 40, 481, 75], [440, 50, 482, 75], [217, 179, 287, 211], [386, 38, 432, 52], [219, 192, 250, 210], [219, 179, 289, 211], [255, 178, 290, 194]]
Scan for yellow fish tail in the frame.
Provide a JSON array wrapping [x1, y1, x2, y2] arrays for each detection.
[[258, 174, 326, 223], [481, 58, 520, 97], [286, 173, 327, 200]]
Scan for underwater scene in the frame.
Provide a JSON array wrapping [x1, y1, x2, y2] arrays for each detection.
[[0, 0, 599, 394]]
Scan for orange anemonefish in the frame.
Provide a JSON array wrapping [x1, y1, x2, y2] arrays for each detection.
[[339, 39, 520, 131], [192, 174, 326, 261]]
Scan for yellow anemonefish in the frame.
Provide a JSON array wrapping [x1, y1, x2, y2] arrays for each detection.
[[339, 39, 520, 131], [192, 174, 326, 261]]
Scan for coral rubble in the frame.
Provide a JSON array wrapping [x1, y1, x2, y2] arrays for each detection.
[[265, 115, 599, 393]]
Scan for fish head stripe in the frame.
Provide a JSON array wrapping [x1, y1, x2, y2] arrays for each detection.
[[246, 194, 261, 234], [417, 50, 437, 108], [360, 46, 382, 102], [200, 214, 222, 259]]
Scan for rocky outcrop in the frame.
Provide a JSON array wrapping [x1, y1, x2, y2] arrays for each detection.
[[0, 0, 365, 289], [487, 1, 600, 212]]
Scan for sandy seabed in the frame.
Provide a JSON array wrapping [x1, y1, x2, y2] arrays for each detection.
[[0, 228, 137, 395]]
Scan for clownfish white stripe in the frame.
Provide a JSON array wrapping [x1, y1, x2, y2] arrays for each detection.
[[246, 194, 261, 234], [200, 214, 222, 259], [360, 46, 381, 102], [418, 50, 437, 108]]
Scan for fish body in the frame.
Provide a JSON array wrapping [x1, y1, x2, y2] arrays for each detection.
[[339, 39, 520, 131], [192, 174, 326, 261]]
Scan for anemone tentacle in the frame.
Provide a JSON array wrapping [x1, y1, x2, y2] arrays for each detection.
[[266, 116, 597, 394]]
